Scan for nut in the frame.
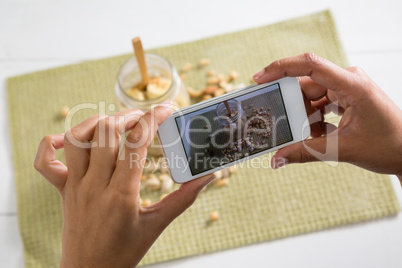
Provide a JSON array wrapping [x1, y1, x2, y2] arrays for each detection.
[[203, 85, 219, 95], [207, 77, 220, 85], [199, 58, 211, 67], [217, 73, 229, 83], [187, 87, 204, 98], [202, 94, 213, 101], [215, 178, 229, 187], [180, 73, 187, 81], [209, 211, 219, 221], [145, 174, 161, 190], [60, 106, 70, 117], [214, 88, 225, 97], [206, 70, 216, 77], [213, 170, 223, 180], [221, 168, 230, 178], [228, 165, 237, 173], [229, 70, 239, 80], [181, 63, 192, 72]]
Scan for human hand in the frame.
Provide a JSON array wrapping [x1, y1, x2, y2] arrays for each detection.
[[253, 53, 402, 179], [34, 103, 215, 268]]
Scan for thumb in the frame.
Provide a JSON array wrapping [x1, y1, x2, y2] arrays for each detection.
[[271, 135, 338, 168], [153, 174, 215, 227]]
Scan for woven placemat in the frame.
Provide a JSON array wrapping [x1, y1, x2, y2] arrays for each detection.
[[6, 10, 400, 267]]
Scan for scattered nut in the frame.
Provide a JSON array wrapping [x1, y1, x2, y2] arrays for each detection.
[[207, 77, 220, 85], [221, 168, 230, 178], [209, 211, 219, 221], [228, 165, 237, 173], [187, 87, 204, 98], [180, 73, 187, 81], [202, 94, 213, 101], [145, 174, 161, 190], [206, 70, 216, 77], [214, 88, 225, 97], [215, 178, 229, 187], [217, 73, 229, 83], [60, 106, 70, 117], [199, 58, 211, 67], [181, 63, 192, 72], [229, 70, 239, 80], [214, 170, 223, 180], [203, 85, 219, 95]]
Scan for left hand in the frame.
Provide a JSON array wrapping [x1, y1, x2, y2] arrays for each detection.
[[34, 103, 215, 268]]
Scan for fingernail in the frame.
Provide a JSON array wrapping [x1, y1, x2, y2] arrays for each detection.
[[252, 69, 265, 80], [160, 99, 173, 110], [273, 157, 289, 169]]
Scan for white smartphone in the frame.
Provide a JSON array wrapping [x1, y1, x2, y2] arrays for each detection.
[[157, 77, 310, 183]]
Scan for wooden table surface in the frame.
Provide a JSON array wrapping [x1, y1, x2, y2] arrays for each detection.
[[1, 0, 401, 267]]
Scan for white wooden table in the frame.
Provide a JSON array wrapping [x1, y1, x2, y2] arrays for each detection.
[[1, 0, 401, 267]]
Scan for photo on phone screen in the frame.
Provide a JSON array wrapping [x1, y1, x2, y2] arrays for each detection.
[[174, 83, 293, 175]]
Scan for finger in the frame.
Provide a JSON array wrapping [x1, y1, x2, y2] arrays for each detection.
[[298, 76, 328, 101], [87, 109, 144, 185], [271, 133, 339, 168], [64, 114, 108, 180], [34, 134, 68, 192], [148, 174, 215, 229], [110, 102, 173, 193], [253, 53, 352, 92]]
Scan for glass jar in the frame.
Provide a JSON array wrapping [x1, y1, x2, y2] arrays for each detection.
[[115, 54, 190, 156], [115, 53, 190, 111], [216, 100, 247, 140]]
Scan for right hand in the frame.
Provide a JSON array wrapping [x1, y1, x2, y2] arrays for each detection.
[[252, 53, 402, 179]]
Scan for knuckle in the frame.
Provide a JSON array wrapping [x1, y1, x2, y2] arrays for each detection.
[[33, 158, 43, 172], [304, 52, 324, 65], [347, 66, 366, 76]]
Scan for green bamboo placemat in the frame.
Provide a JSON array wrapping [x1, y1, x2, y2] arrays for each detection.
[[6, 10, 400, 267]]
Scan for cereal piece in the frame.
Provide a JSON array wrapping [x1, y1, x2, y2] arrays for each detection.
[[181, 63, 192, 72], [203, 85, 219, 95], [229, 70, 239, 80], [199, 58, 211, 67], [215, 178, 229, 187], [214, 88, 225, 97], [206, 70, 216, 77], [187, 87, 204, 98], [209, 211, 219, 221], [207, 77, 220, 85], [180, 73, 186, 81], [141, 198, 152, 207], [145, 174, 161, 190], [60, 106, 70, 117]]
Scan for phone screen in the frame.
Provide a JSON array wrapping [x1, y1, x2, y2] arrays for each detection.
[[175, 83, 293, 175]]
